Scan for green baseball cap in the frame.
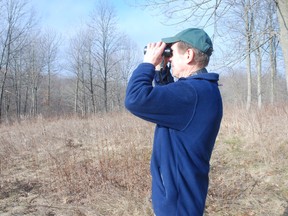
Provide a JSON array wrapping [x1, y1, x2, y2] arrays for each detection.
[[162, 28, 213, 56]]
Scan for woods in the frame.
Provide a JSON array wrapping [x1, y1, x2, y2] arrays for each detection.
[[0, 0, 287, 123], [140, 0, 288, 107]]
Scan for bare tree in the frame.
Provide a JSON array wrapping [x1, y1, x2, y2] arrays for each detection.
[[114, 39, 141, 110], [67, 30, 89, 116], [134, 0, 227, 27], [25, 36, 45, 117], [118, 39, 141, 85], [132, 0, 287, 105], [86, 32, 97, 114], [255, 42, 262, 109], [267, 1, 278, 105], [40, 29, 61, 108], [275, 0, 288, 95], [0, 0, 35, 122], [243, 0, 255, 110], [89, 0, 126, 112]]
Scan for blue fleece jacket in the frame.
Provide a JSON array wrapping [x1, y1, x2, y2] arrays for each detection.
[[125, 63, 222, 216]]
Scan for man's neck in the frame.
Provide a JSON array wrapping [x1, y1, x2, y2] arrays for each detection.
[[181, 66, 203, 78]]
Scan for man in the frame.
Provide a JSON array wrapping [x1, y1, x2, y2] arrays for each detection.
[[125, 28, 223, 216]]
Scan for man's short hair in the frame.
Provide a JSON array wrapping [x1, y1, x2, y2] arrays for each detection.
[[177, 41, 210, 68]]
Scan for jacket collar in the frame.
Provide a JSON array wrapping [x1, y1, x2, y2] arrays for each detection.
[[179, 68, 219, 82]]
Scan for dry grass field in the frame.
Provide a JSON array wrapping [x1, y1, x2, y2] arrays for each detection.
[[0, 105, 288, 216]]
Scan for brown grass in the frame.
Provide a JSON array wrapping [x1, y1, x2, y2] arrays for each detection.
[[0, 106, 288, 216]]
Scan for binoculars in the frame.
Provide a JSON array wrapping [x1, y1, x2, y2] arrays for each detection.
[[143, 46, 173, 57]]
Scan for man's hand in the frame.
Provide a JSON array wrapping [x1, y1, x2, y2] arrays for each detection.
[[143, 42, 166, 67]]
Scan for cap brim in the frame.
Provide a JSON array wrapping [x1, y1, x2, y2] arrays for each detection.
[[161, 36, 179, 44]]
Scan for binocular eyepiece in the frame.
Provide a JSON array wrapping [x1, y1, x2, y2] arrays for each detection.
[[143, 46, 173, 57]]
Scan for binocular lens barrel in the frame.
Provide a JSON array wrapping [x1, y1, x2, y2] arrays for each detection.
[[143, 46, 173, 57]]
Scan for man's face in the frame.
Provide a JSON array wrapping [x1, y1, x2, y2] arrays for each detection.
[[168, 42, 186, 78]]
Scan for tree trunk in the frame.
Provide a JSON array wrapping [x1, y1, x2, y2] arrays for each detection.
[[0, 70, 8, 123], [74, 73, 80, 114], [245, 0, 253, 110], [276, 0, 288, 94], [88, 48, 96, 113], [269, 35, 277, 105], [47, 63, 51, 107], [256, 45, 262, 109]]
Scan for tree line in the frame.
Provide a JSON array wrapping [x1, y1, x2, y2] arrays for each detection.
[[0, 0, 140, 123], [0, 0, 287, 124], [139, 0, 288, 109]]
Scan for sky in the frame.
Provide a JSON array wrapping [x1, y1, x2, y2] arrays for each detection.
[[28, 0, 223, 73], [27, 1, 286, 76], [30, 0, 186, 50]]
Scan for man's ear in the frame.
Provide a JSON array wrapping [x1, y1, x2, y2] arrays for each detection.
[[186, 48, 195, 63]]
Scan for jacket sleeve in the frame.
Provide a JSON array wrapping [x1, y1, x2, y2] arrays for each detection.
[[125, 63, 197, 131]]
